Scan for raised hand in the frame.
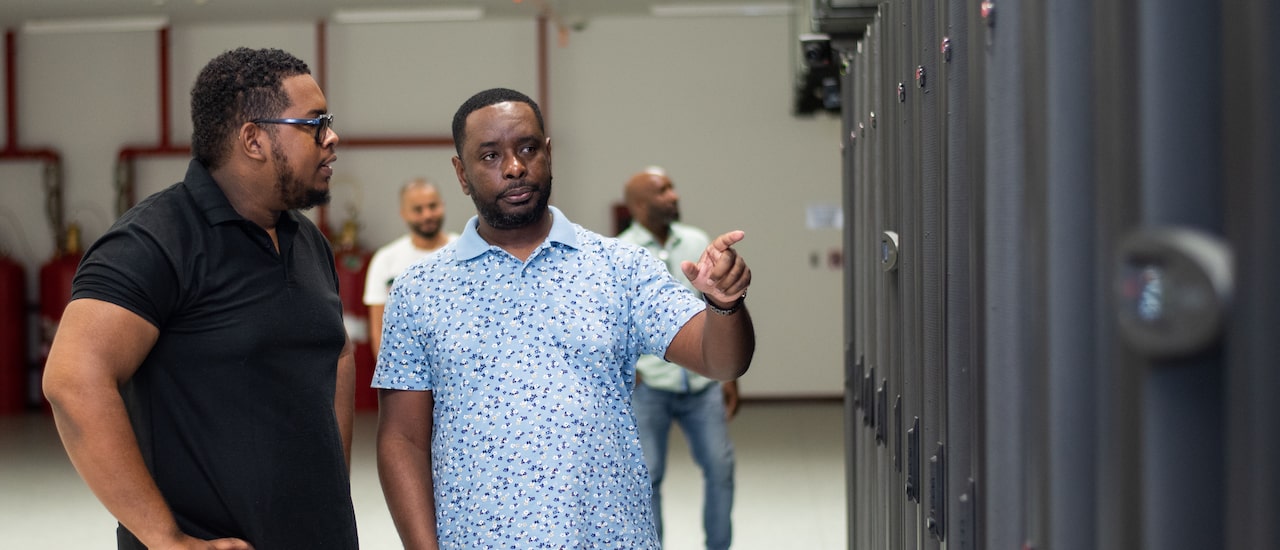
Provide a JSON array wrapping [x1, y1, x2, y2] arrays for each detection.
[[681, 230, 751, 308]]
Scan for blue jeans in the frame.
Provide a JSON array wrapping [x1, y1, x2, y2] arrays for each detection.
[[633, 381, 735, 550]]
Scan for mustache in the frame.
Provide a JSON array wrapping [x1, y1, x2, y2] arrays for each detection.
[[500, 181, 535, 197]]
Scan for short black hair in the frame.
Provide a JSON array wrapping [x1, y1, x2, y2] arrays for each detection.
[[190, 47, 311, 170], [451, 88, 545, 156]]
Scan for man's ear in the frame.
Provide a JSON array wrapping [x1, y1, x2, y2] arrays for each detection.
[[239, 122, 269, 161], [452, 156, 471, 196]]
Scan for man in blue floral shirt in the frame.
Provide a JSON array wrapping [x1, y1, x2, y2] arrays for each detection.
[[373, 88, 755, 549]]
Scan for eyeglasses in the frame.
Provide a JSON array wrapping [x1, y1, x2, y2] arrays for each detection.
[[251, 113, 334, 144]]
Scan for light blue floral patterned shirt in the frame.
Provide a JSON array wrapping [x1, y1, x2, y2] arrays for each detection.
[[373, 206, 704, 549]]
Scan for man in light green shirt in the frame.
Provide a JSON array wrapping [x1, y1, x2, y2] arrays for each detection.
[[617, 167, 739, 550]]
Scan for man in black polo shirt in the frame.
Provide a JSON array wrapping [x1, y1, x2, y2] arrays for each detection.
[[42, 47, 358, 549]]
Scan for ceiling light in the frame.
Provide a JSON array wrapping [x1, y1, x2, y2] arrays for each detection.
[[331, 7, 485, 24], [650, 3, 794, 17], [22, 16, 170, 34]]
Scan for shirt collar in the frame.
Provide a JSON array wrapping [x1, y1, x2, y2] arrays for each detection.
[[454, 205, 579, 261], [624, 221, 683, 250], [184, 159, 241, 226], [184, 158, 297, 232]]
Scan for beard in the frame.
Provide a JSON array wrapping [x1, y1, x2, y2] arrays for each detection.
[[661, 205, 681, 226], [467, 176, 553, 230], [273, 143, 330, 210], [410, 219, 442, 240]]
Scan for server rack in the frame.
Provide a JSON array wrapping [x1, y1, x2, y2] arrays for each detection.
[[829, 0, 1280, 548]]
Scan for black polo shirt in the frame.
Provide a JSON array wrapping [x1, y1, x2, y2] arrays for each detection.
[[73, 159, 358, 549]]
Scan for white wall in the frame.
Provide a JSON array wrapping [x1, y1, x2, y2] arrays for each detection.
[[0, 14, 844, 397]]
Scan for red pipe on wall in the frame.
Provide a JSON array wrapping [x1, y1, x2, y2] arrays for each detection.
[[2, 29, 65, 250], [2, 30, 61, 164], [116, 17, 551, 220]]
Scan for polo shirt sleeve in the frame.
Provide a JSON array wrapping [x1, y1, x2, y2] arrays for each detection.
[[72, 223, 180, 329], [625, 244, 704, 359], [371, 262, 433, 391]]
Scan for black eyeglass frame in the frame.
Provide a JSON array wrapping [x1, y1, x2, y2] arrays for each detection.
[[251, 113, 334, 144]]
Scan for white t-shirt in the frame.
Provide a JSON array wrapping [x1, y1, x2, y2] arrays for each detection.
[[362, 233, 459, 306]]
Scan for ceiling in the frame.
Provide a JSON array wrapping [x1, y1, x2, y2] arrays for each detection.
[[0, 0, 799, 30]]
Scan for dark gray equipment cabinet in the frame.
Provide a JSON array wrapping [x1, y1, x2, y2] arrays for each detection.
[[827, 1, 1280, 549]]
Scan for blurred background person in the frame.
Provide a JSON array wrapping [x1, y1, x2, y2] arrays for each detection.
[[363, 177, 458, 357], [618, 166, 739, 550]]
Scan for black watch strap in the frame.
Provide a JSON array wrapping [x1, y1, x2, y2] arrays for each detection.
[[705, 291, 747, 316]]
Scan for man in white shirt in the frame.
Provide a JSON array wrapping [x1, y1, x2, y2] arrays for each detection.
[[363, 178, 459, 356]]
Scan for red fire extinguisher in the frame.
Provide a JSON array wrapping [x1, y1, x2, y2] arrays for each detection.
[[36, 223, 83, 411], [0, 253, 28, 415], [333, 219, 376, 411]]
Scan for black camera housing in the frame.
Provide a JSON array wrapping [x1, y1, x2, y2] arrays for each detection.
[[801, 33, 834, 69], [795, 33, 840, 114]]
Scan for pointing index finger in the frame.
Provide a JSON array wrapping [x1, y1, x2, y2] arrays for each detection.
[[712, 230, 746, 252]]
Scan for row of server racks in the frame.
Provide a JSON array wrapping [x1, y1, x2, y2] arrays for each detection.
[[820, 0, 1280, 549]]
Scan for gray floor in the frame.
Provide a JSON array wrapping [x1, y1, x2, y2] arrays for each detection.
[[0, 401, 846, 549]]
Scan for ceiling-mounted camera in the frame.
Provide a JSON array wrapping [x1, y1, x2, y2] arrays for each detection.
[[800, 33, 833, 69], [795, 33, 840, 115]]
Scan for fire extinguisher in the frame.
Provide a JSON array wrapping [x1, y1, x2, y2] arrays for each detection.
[[333, 218, 376, 411], [36, 223, 83, 411], [0, 253, 27, 415]]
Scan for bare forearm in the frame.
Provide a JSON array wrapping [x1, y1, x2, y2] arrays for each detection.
[[378, 389, 439, 549], [335, 349, 356, 468], [47, 384, 185, 547], [368, 304, 385, 358], [665, 306, 756, 381], [377, 435, 439, 549], [676, 229, 754, 380], [41, 300, 191, 547], [700, 306, 755, 380]]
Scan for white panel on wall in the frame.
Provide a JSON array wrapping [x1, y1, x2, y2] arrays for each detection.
[[325, 19, 539, 135], [131, 157, 196, 204], [20, 30, 160, 253], [168, 22, 321, 148], [548, 15, 845, 397], [320, 18, 540, 247]]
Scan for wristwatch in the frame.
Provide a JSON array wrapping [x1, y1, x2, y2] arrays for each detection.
[[705, 291, 747, 316]]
